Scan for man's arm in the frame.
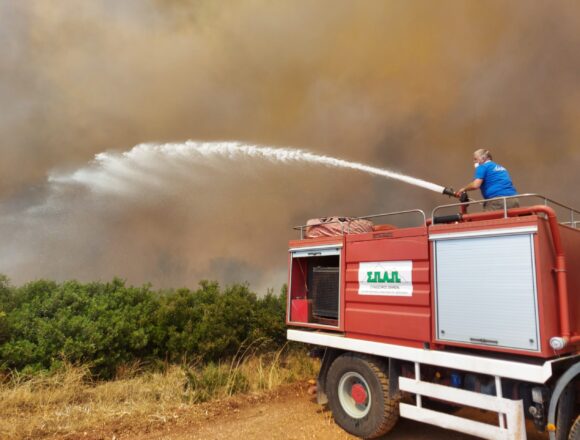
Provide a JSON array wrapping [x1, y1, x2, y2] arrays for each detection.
[[455, 178, 483, 197]]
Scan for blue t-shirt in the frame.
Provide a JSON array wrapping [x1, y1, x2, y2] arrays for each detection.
[[474, 161, 517, 199]]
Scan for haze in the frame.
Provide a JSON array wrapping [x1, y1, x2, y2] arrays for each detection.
[[1, 1, 579, 292]]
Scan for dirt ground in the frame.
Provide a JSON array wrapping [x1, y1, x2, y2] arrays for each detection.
[[56, 382, 548, 440]]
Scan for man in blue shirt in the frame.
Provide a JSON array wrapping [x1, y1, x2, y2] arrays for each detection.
[[455, 149, 518, 211]]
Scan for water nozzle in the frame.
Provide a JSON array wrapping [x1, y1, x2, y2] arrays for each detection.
[[442, 187, 469, 202], [442, 187, 456, 197]]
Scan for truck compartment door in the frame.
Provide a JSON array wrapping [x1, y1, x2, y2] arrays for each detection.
[[432, 230, 540, 352]]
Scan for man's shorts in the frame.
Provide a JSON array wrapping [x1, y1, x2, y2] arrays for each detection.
[[483, 198, 520, 212]]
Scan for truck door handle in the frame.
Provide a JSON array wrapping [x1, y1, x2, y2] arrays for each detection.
[[470, 337, 498, 345]]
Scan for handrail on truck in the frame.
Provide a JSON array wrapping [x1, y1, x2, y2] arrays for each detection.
[[431, 193, 580, 227]]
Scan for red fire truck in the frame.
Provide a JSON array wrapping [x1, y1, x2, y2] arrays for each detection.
[[286, 194, 579, 440]]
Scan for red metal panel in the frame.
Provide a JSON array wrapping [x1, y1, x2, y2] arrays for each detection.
[[535, 219, 580, 355], [343, 227, 431, 347], [289, 257, 307, 300], [346, 227, 429, 260], [289, 236, 344, 249], [534, 219, 561, 357], [429, 215, 538, 236], [290, 299, 311, 323], [559, 224, 580, 341], [346, 303, 430, 342]]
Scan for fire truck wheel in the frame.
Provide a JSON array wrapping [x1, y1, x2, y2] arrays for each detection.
[[326, 354, 399, 439], [556, 381, 576, 440], [568, 415, 580, 440]]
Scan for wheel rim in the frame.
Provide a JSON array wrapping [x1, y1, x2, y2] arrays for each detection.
[[338, 371, 371, 418]]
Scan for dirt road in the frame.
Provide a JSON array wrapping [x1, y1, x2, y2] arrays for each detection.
[[65, 382, 547, 440]]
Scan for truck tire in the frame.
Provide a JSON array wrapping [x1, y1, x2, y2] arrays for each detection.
[[569, 415, 580, 440], [326, 353, 399, 439], [556, 382, 576, 440]]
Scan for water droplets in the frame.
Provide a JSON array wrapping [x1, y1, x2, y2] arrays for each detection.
[[49, 140, 444, 195]]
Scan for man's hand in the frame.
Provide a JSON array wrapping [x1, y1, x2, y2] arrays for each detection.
[[455, 179, 483, 197]]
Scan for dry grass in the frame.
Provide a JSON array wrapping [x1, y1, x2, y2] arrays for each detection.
[[0, 349, 319, 440]]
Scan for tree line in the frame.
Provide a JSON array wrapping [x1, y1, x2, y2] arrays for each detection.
[[0, 276, 287, 378]]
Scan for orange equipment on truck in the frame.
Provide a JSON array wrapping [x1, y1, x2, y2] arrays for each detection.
[[286, 194, 579, 440]]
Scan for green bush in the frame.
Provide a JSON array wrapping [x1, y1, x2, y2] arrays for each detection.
[[0, 279, 159, 376], [0, 277, 288, 378]]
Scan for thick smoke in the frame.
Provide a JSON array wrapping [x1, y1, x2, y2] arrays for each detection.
[[0, 1, 579, 291]]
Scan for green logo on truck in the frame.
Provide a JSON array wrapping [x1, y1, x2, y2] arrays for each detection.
[[366, 271, 401, 284]]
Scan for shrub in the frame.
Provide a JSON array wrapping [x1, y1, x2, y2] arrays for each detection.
[[0, 277, 288, 378], [0, 279, 160, 377]]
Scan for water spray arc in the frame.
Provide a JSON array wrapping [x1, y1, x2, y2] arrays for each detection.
[[50, 141, 448, 196]]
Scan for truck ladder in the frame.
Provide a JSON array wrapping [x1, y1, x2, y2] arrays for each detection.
[[399, 362, 526, 440]]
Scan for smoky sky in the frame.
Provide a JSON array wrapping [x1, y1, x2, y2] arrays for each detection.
[[0, 0, 579, 292]]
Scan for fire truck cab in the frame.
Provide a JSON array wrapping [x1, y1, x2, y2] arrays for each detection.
[[286, 194, 579, 440]]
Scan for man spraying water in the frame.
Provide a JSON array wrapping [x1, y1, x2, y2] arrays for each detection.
[[454, 148, 519, 211]]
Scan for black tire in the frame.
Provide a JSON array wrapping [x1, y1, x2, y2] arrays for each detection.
[[556, 382, 576, 440], [326, 353, 399, 439], [569, 415, 580, 440]]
